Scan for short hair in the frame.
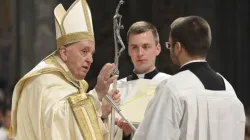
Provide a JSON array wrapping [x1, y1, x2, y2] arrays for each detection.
[[56, 42, 77, 55], [170, 16, 212, 57], [127, 21, 159, 45]]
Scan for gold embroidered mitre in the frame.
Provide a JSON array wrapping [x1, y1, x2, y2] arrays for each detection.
[[54, 0, 94, 49]]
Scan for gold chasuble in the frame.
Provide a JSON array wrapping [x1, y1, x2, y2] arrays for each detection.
[[10, 0, 107, 139]]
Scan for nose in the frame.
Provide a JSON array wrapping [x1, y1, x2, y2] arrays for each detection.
[[86, 54, 93, 64], [138, 47, 144, 57]]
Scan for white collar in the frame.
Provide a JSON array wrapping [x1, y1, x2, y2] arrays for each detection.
[[180, 60, 207, 69], [137, 73, 145, 79], [133, 67, 156, 79]]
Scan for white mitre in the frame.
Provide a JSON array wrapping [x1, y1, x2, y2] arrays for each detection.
[[54, 0, 94, 49]]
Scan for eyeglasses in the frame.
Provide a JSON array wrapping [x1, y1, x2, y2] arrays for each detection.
[[165, 42, 177, 49]]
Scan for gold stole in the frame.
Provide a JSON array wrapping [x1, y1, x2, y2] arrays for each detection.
[[10, 55, 103, 140], [68, 90, 103, 140], [45, 56, 104, 140]]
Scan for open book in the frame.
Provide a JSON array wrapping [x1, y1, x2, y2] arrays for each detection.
[[115, 79, 159, 125]]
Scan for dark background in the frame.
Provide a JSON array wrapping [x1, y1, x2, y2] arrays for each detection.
[[0, 0, 249, 109]]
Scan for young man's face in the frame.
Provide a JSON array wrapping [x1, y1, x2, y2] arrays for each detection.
[[60, 40, 95, 80], [128, 31, 161, 73]]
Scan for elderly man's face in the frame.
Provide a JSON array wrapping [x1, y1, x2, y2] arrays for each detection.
[[60, 40, 95, 80]]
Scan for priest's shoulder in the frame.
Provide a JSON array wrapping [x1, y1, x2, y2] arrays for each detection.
[[157, 72, 171, 79], [23, 72, 69, 89], [166, 70, 203, 90], [216, 72, 235, 92]]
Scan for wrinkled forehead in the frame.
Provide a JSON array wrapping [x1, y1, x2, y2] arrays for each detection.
[[69, 40, 95, 51]]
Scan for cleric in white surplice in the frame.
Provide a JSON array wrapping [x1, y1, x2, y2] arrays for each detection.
[[133, 16, 246, 140]]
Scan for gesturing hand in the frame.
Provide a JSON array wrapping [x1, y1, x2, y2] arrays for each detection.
[[95, 63, 118, 101]]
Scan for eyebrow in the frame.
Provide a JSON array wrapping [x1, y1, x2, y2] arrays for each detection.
[[128, 44, 137, 47], [81, 46, 95, 54], [142, 43, 151, 46]]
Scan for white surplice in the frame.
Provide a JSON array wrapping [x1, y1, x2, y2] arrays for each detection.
[[112, 72, 171, 140], [133, 70, 245, 140]]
